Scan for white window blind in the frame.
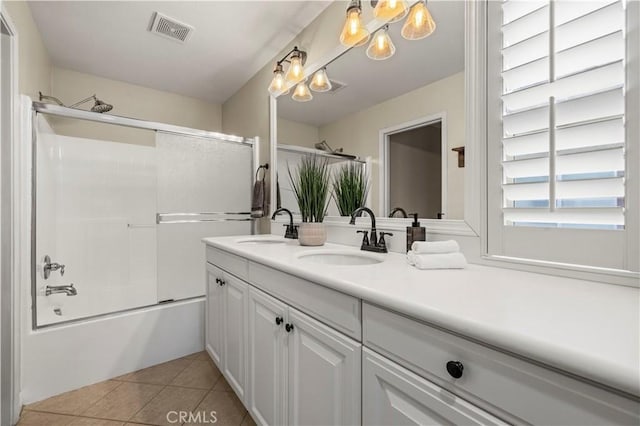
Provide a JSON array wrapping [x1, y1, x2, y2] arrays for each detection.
[[500, 0, 626, 229]]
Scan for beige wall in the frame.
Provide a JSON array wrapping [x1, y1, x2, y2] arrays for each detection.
[[277, 117, 319, 148], [3, 0, 52, 98], [389, 126, 442, 219], [318, 72, 465, 219], [48, 67, 222, 146]]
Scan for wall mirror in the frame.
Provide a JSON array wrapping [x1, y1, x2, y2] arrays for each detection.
[[272, 0, 467, 226]]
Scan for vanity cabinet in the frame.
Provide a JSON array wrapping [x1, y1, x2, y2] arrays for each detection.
[[205, 263, 248, 402], [363, 348, 506, 425], [248, 286, 361, 426]]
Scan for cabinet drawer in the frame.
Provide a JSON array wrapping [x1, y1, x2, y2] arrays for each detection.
[[206, 246, 249, 281], [248, 262, 361, 341], [363, 303, 639, 425], [363, 348, 507, 426]]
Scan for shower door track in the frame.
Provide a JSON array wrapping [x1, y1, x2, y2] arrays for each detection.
[[32, 101, 255, 146]]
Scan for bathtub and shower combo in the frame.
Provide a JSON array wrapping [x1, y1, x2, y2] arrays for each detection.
[[20, 96, 259, 403]]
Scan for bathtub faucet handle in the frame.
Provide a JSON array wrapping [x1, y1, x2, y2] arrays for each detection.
[[43, 255, 66, 279]]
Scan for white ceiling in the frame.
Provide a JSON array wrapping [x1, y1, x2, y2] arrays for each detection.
[[278, 0, 465, 127], [29, 1, 332, 104]]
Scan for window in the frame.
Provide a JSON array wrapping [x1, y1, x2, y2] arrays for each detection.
[[487, 0, 639, 275]]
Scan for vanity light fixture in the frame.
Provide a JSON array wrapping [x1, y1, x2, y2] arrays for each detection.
[[310, 68, 332, 92], [292, 81, 313, 102], [285, 48, 306, 84], [401, 0, 436, 40], [340, 0, 370, 47], [373, 0, 408, 23], [268, 63, 287, 95], [366, 25, 396, 60], [267, 46, 308, 95]]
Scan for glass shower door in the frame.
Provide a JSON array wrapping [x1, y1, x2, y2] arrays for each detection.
[[155, 132, 254, 302]]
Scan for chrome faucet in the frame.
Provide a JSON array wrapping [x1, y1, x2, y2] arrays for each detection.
[[389, 207, 408, 218], [350, 207, 392, 253], [271, 208, 298, 239], [46, 284, 77, 296], [43, 255, 65, 280]]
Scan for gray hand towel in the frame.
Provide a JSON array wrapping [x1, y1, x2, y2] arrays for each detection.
[[251, 167, 269, 218]]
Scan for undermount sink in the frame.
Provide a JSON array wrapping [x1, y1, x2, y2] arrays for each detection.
[[296, 250, 384, 266], [236, 237, 286, 245]]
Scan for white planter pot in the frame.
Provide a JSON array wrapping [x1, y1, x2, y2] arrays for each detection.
[[298, 222, 327, 246]]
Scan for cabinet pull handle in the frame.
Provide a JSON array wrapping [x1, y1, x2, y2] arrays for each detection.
[[285, 323, 294, 333], [215, 278, 221, 284], [446, 361, 464, 379], [275, 316, 283, 325]]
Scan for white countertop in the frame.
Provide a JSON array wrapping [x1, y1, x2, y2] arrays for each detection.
[[203, 234, 640, 398]]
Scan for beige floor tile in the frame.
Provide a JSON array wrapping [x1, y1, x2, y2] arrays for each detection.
[[212, 376, 233, 393], [130, 386, 208, 426], [27, 381, 121, 415], [17, 410, 77, 425], [115, 358, 193, 385], [170, 360, 220, 390], [240, 413, 257, 426], [185, 391, 246, 426], [68, 418, 125, 425], [183, 351, 207, 361], [81, 382, 163, 421]]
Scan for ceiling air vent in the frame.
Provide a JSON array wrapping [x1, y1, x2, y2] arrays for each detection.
[[150, 12, 194, 43], [327, 80, 347, 94]]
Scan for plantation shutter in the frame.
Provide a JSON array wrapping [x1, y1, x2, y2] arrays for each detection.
[[500, 0, 626, 229]]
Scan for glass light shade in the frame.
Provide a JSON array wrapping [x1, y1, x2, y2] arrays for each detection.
[[366, 27, 396, 60], [373, 0, 408, 23], [285, 54, 305, 84], [268, 69, 286, 95], [310, 69, 332, 92], [340, 7, 370, 47], [292, 82, 313, 102], [401, 1, 436, 40]]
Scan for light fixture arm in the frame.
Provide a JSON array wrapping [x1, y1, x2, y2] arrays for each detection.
[[275, 46, 307, 68]]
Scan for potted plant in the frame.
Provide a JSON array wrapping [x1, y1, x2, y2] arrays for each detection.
[[332, 162, 369, 216], [288, 155, 331, 246]]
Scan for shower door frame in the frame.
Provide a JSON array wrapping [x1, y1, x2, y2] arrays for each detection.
[[30, 101, 259, 330]]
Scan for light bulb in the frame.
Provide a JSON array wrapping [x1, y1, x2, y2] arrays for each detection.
[[268, 64, 287, 95], [292, 81, 313, 102], [366, 27, 396, 60], [310, 68, 332, 92], [285, 53, 305, 84], [373, 0, 408, 23], [340, 3, 370, 47], [401, 0, 436, 40]]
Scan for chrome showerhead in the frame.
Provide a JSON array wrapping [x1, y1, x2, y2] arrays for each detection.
[[91, 98, 113, 113]]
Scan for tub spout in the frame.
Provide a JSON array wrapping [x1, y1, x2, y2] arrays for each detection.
[[45, 284, 77, 296]]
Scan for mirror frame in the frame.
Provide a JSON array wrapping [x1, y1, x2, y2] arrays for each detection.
[[270, 1, 485, 240]]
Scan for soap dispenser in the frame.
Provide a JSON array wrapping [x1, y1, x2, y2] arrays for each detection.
[[406, 213, 426, 252]]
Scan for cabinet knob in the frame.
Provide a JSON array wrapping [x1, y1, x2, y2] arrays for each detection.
[[219, 279, 225, 286], [275, 316, 283, 325], [285, 323, 294, 333], [215, 278, 221, 284], [446, 361, 464, 379]]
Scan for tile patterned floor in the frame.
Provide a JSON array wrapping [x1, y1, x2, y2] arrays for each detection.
[[18, 352, 257, 426]]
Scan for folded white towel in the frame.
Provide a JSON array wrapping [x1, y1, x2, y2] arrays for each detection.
[[411, 240, 460, 254], [407, 251, 467, 269]]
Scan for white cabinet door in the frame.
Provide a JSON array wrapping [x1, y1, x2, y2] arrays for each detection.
[[223, 272, 249, 402], [205, 264, 224, 367], [363, 348, 507, 426], [248, 288, 288, 426], [287, 308, 361, 426]]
